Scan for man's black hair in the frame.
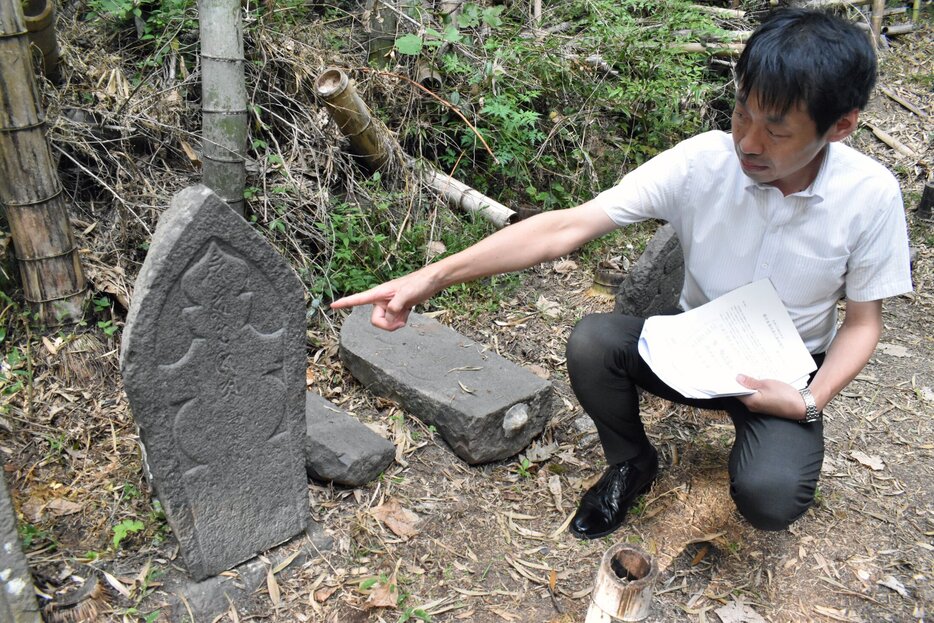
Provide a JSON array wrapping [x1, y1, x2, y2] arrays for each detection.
[[735, 8, 877, 135]]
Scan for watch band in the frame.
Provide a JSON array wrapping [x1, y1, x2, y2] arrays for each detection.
[[798, 386, 821, 423]]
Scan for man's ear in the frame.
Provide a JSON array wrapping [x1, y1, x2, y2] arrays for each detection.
[[825, 109, 859, 142]]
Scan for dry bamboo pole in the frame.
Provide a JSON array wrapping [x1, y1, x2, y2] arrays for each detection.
[[0, 0, 86, 324], [315, 68, 517, 228], [22, 0, 60, 81], [878, 84, 928, 119], [672, 41, 745, 57], [864, 122, 918, 159], [691, 4, 744, 19], [198, 0, 247, 216], [870, 0, 885, 46]]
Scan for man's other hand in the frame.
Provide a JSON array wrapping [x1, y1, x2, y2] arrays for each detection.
[[735, 374, 807, 420]]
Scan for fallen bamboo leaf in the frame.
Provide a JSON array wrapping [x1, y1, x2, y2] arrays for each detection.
[[849, 450, 885, 471], [553, 259, 578, 274], [876, 343, 911, 357], [101, 571, 132, 599], [458, 380, 475, 394], [490, 607, 521, 621], [548, 475, 564, 513], [877, 575, 909, 598], [364, 573, 400, 609], [313, 585, 338, 603], [45, 498, 83, 517], [370, 498, 421, 539], [266, 568, 280, 607], [715, 600, 767, 623], [272, 549, 302, 574], [536, 295, 561, 319]]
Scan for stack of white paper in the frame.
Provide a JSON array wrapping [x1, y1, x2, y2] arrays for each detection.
[[638, 279, 816, 399]]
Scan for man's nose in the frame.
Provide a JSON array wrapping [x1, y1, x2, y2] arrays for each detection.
[[739, 126, 764, 156]]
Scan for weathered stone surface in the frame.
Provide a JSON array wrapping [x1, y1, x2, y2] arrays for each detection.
[[614, 223, 684, 318], [305, 392, 395, 486], [0, 475, 42, 623], [151, 520, 332, 622], [339, 307, 554, 464], [121, 185, 308, 580]]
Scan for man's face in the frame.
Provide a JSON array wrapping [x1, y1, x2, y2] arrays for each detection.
[[731, 92, 830, 196]]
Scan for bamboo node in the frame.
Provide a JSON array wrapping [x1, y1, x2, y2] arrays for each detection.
[[15, 245, 80, 263], [1, 186, 63, 207], [0, 118, 46, 132], [585, 544, 659, 622]]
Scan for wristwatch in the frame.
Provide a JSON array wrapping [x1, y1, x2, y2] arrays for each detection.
[[798, 387, 821, 424]]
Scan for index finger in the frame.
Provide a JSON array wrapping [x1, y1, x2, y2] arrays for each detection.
[[329, 287, 391, 310]]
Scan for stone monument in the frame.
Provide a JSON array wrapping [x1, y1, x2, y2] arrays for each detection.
[[0, 474, 42, 623], [121, 185, 308, 580]]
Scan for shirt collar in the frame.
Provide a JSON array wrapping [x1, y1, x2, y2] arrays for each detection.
[[743, 144, 832, 203]]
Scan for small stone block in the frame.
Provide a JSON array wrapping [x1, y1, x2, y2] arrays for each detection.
[[0, 475, 42, 623], [339, 307, 553, 464], [121, 185, 308, 580], [305, 392, 395, 486]]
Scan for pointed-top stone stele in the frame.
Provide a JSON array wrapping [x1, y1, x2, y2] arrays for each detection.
[[121, 185, 308, 580]]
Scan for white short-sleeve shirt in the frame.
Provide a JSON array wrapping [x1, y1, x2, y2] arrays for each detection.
[[593, 130, 913, 353]]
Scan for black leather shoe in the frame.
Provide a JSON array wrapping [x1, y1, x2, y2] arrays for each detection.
[[569, 450, 658, 540]]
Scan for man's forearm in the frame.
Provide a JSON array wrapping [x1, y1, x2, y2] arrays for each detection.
[[808, 300, 883, 411], [423, 201, 617, 292]]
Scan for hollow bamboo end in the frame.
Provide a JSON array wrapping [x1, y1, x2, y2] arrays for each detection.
[[586, 544, 659, 622], [315, 67, 349, 99]]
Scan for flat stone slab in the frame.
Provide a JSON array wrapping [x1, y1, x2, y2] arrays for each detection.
[[615, 223, 684, 318], [305, 392, 395, 486], [0, 475, 42, 623], [340, 307, 554, 464], [121, 185, 308, 580]]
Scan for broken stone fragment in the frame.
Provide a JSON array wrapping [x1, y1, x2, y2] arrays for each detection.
[[304, 392, 395, 486]]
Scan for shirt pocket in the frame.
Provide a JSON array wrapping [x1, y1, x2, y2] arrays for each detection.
[[771, 253, 848, 308]]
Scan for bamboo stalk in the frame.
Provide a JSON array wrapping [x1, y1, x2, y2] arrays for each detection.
[[691, 4, 744, 19], [878, 84, 927, 119], [0, 0, 86, 324], [315, 68, 516, 228], [870, 0, 885, 46], [864, 122, 918, 159], [420, 164, 515, 228], [806, 0, 870, 6], [672, 42, 745, 57], [198, 0, 247, 216]]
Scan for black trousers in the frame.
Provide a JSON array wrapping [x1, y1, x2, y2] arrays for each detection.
[[565, 313, 825, 531]]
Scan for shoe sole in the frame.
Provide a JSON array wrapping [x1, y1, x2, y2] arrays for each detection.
[[568, 472, 657, 541]]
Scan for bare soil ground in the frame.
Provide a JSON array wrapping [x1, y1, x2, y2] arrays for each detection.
[[1, 13, 932, 623]]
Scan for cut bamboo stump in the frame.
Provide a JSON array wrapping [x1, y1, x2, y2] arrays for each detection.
[[316, 67, 393, 172], [0, 0, 86, 324], [22, 0, 60, 81], [315, 67, 516, 228], [585, 545, 659, 622]]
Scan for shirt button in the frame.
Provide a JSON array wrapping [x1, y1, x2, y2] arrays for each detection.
[[761, 263, 768, 268]]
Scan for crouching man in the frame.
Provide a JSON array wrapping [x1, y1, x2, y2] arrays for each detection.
[[330, 8, 912, 538]]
